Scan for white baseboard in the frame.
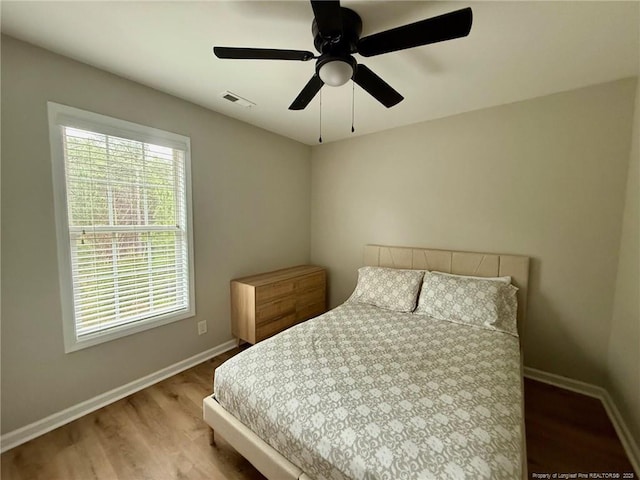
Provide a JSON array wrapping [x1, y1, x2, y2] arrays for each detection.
[[3, 352, 638, 475], [600, 389, 640, 475], [0, 339, 237, 453], [524, 367, 640, 475], [523, 366, 603, 398]]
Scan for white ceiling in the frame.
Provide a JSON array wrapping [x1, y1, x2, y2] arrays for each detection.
[[1, 1, 638, 145]]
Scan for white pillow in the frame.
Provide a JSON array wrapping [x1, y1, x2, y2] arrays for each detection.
[[415, 271, 518, 335], [347, 266, 424, 312], [432, 271, 512, 284]]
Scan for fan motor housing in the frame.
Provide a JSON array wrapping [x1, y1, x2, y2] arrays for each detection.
[[312, 7, 362, 55]]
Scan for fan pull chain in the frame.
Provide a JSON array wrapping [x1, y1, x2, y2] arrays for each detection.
[[351, 81, 355, 133], [318, 89, 323, 144]]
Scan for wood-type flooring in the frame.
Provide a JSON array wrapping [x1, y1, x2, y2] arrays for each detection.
[[2, 347, 636, 479]]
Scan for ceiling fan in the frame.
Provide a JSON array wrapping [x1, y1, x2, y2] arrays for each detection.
[[213, 1, 472, 111]]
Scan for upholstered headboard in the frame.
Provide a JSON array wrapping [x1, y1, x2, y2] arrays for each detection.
[[363, 244, 530, 337]]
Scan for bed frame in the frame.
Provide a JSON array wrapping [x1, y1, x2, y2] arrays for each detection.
[[203, 244, 530, 480]]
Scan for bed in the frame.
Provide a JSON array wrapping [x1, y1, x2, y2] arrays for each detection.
[[203, 245, 530, 480]]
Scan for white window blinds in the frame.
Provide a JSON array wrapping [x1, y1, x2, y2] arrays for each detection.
[[49, 107, 195, 348], [62, 126, 189, 337]]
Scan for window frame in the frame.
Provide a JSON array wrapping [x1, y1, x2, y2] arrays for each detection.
[[48, 102, 196, 353]]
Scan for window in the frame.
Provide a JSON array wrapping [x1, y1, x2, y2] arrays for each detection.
[[48, 103, 195, 352]]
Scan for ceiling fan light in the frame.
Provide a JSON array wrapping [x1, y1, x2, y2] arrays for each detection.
[[318, 60, 354, 86]]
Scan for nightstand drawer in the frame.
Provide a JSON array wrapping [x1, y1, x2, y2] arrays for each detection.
[[256, 313, 297, 341], [256, 280, 295, 304], [297, 287, 325, 307], [256, 297, 296, 324], [297, 272, 325, 292], [296, 301, 325, 321]]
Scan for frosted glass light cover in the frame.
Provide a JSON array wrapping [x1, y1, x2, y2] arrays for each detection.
[[318, 60, 353, 86]]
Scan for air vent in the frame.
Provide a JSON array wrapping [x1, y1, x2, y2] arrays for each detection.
[[219, 91, 255, 108]]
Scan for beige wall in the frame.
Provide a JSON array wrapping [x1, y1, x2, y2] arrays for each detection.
[[2, 32, 638, 449], [608, 80, 640, 448], [0, 36, 311, 433], [310, 78, 637, 387]]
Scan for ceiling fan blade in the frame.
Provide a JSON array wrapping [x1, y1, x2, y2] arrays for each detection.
[[310, 0, 342, 40], [214, 46, 315, 61], [289, 75, 324, 110], [357, 7, 472, 57], [353, 64, 403, 108]]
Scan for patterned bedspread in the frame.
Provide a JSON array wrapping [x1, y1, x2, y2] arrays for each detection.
[[214, 303, 523, 480]]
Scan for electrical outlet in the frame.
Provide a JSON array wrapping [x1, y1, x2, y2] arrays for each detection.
[[197, 320, 207, 335]]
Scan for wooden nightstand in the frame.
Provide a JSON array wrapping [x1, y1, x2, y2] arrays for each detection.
[[230, 265, 327, 344]]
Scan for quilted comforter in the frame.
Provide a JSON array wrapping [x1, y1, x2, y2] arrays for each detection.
[[214, 302, 523, 480]]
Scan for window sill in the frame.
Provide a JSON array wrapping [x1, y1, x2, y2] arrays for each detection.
[[63, 307, 195, 353]]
